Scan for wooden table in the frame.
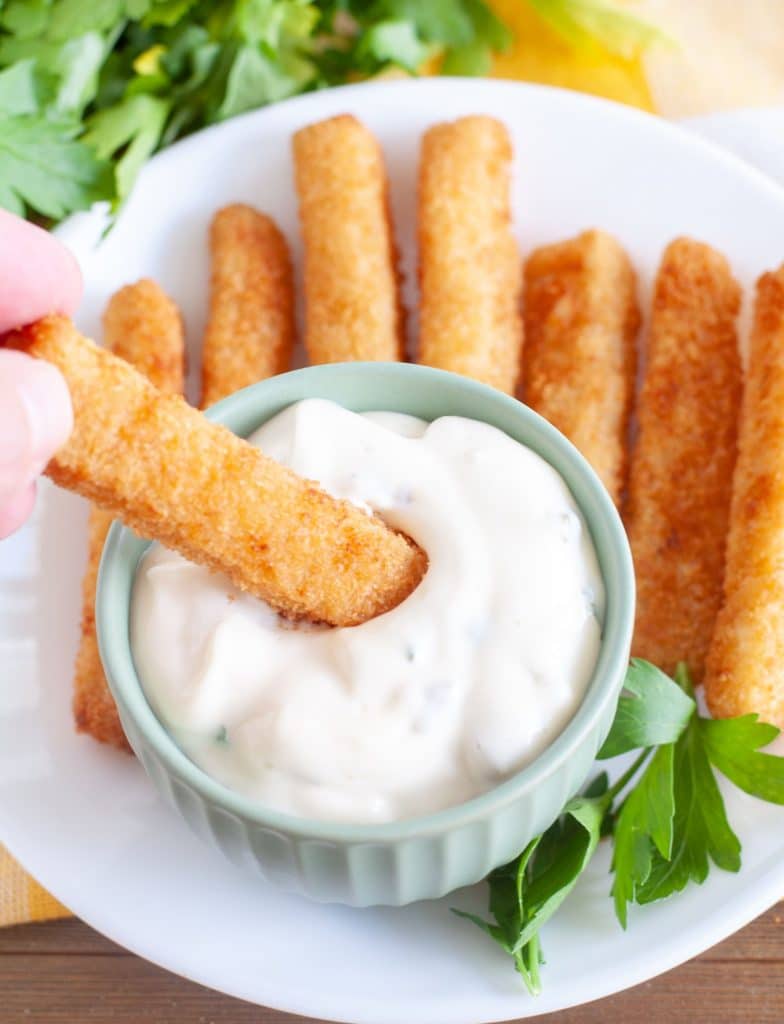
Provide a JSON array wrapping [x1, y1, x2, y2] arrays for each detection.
[[1, 905, 782, 1022]]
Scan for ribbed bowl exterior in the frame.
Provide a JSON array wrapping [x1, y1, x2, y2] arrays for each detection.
[[98, 364, 635, 908], [114, 688, 616, 906]]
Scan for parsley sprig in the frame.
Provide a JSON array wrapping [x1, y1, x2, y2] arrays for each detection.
[[0, 0, 513, 221], [0, 0, 665, 224], [454, 660, 784, 994]]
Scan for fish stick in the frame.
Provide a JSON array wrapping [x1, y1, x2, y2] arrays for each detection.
[[417, 116, 522, 394], [523, 230, 640, 504], [626, 238, 742, 680], [3, 316, 425, 627], [201, 204, 295, 407], [73, 280, 185, 752], [293, 115, 404, 363], [705, 267, 784, 726]]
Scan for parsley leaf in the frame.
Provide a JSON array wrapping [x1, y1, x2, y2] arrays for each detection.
[[700, 715, 784, 804], [610, 744, 674, 927], [356, 20, 432, 74], [456, 659, 784, 993], [0, 114, 111, 217], [83, 93, 169, 202], [636, 712, 741, 903], [0, 59, 40, 114], [216, 43, 311, 120], [598, 658, 695, 759], [453, 796, 603, 995]]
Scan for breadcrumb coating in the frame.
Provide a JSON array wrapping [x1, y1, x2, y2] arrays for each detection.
[[73, 279, 185, 751], [626, 238, 742, 681], [523, 229, 640, 504], [103, 278, 186, 395], [293, 115, 404, 363], [201, 204, 294, 407], [4, 316, 425, 627], [417, 116, 522, 393], [705, 267, 784, 726]]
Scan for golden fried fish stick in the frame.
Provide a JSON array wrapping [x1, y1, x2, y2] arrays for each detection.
[[74, 508, 132, 750], [705, 268, 784, 726], [4, 317, 425, 626], [103, 278, 186, 395], [73, 280, 185, 752], [293, 115, 404, 363], [523, 230, 639, 504], [201, 204, 295, 407], [417, 116, 522, 394], [626, 238, 742, 680]]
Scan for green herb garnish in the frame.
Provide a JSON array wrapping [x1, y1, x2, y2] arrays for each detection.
[[454, 660, 784, 993], [0, 0, 513, 223]]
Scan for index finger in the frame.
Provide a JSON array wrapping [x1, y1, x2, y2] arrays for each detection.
[[0, 209, 82, 333]]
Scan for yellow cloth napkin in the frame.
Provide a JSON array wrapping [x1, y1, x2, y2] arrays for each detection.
[[3, 0, 779, 929], [0, 849, 67, 926]]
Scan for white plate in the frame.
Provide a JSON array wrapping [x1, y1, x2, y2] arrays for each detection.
[[2, 80, 784, 1023]]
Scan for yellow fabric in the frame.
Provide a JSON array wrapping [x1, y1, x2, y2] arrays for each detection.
[[490, 0, 653, 111], [0, 848, 68, 926], [3, 0, 777, 929]]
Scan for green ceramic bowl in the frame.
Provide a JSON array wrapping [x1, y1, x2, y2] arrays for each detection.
[[97, 363, 634, 907]]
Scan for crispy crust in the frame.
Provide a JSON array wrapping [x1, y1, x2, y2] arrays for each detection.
[[201, 204, 295, 408], [73, 506, 133, 751], [625, 238, 742, 680], [102, 278, 185, 395], [705, 267, 784, 725], [4, 316, 425, 626], [73, 279, 185, 752], [293, 114, 404, 363], [523, 230, 640, 504], [417, 116, 523, 394]]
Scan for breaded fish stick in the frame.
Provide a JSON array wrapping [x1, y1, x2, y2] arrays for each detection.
[[102, 278, 186, 392], [201, 204, 295, 407], [705, 268, 784, 726], [293, 115, 404, 363], [74, 280, 185, 751], [523, 230, 639, 504], [417, 116, 522, 393], [626, 238, 742, 680], [4, 317, 425, 626]]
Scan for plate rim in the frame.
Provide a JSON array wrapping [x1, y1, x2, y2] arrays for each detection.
[[6, 76, 784, 1021]]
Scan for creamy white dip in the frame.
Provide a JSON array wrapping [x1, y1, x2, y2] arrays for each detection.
[[131, 399, 604, 823]]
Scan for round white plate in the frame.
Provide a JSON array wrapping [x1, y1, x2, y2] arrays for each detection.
[[3, 80, 784, 1023]]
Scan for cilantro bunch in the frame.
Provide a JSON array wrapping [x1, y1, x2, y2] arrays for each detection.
[[0, 0, 513, 222], [455, 660, 784, 994]]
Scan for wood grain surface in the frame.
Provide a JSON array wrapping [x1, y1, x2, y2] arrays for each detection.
[[1, 905, 782, 1023]]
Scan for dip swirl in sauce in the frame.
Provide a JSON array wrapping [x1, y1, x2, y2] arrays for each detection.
[[131, 399, 604, 823]]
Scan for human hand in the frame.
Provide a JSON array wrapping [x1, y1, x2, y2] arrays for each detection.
[[0, 209, 81, 537]]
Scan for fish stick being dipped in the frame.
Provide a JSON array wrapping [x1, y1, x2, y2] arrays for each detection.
[[626, 237, 742, 681], [73, 279, 185, 752], [201, 204, 295, 408], [705, 267, 784, 727], [523, 230, 640, 505], [417, 116, 522, 394], [292, 114, 404, 363], [2, 316, 426, 627]]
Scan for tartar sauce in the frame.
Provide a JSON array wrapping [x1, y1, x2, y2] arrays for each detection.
[[131, 399, 604, 823]]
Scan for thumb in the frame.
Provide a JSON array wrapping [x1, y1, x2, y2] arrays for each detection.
[[0, 349, 73, 501]]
